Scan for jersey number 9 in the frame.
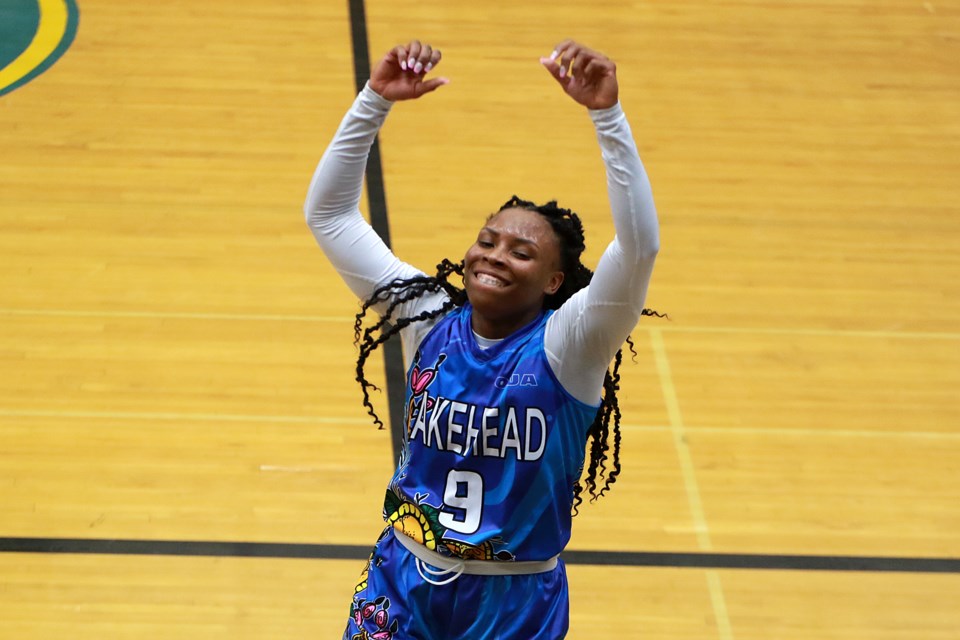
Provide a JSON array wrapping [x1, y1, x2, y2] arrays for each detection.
[[438, 470, 483, 535]]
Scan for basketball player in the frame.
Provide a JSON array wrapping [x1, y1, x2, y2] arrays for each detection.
[[305, 39, 659, 640]]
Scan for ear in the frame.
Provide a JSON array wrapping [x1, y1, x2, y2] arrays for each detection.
[[544, 271, 565, 296]]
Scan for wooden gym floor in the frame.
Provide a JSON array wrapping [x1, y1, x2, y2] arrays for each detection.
[[1, 0, 959, 638]]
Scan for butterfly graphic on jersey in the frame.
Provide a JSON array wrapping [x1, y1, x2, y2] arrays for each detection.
[[405, 352, 445, 436]]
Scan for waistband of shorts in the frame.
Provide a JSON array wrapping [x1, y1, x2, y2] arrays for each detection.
[[392, 528, 559, 576]]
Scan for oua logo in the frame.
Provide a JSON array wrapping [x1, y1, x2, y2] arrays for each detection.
[[0, 0, 79, 97]]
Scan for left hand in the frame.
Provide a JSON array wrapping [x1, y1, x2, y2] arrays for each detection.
[[540, 40, 619, 110]]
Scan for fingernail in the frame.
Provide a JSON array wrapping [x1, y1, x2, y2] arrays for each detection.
[[414, 61, 423, 73], [559, 66, 566, 78], [424, 62, 433, 73], [549, 50, 558, 60], [400, 59, 407, 70], [408, 57, 415, 69]]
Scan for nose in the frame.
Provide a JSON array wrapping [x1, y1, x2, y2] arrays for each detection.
[[482, 244, 506, 266]]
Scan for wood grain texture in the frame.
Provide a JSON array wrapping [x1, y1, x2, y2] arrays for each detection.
[[1, 0, 958, 637]]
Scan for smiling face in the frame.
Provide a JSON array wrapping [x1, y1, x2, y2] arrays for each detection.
[[463, 207, 565, 339]]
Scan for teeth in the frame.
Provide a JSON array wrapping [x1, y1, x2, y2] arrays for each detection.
[[476, 273, 505, 287]]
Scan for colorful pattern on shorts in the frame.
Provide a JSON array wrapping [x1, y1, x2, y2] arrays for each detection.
[[343, 528, 569, 640]]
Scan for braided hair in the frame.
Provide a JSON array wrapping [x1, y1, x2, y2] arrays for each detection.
[[353, 195, 663, 513]]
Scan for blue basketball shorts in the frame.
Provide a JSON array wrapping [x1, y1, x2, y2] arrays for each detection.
[[342, 527, 570, 640]]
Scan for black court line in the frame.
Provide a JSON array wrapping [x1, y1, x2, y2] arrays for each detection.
[[347, 0, 407, 464], [2, 537, 958, 574], [0, 537, 369, 561]]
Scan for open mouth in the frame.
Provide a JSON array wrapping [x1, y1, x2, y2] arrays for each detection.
[[474, 271, 508, 288]]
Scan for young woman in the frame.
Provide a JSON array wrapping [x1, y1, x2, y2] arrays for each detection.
[[305, 39, 659, 640]]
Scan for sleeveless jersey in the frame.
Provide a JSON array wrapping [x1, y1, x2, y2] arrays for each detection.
[[383, 304, 600, 563]]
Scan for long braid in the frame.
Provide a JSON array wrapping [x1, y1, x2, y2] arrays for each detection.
[[354, 259, 465, 428], [352, 196, 664, 513]]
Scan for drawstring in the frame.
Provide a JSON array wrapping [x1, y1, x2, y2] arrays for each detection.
[[391, 526, 558, 583], [416, 557, 465, 586]]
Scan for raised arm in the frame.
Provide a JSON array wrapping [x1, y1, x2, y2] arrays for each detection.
[[304, 42, 451, 368], [304, 42, 449, 313], [541, 42, 661, 405]]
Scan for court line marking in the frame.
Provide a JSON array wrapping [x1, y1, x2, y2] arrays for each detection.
[[3, 409, 956, 442], [0, 308, 354, 323], [1, 308, 958, 341], [3, 536, 958, 572], [654, 324, 960, 341], [650, 331, 712, 550], [651, 328, 735, 640], [0, 0, 70, 94], [0, 408, 371, 425], [706, 571, 734, 638], [621, 424, 960, 441], [345, 0, 407, 466]]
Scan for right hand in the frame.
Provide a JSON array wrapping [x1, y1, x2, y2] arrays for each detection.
[[369, 40, 448, 101]]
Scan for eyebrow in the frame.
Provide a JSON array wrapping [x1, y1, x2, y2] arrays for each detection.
[[480, 227, 541, 248]]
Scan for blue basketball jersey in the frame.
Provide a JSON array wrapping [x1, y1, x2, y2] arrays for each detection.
[[383, 305, 600, 563]]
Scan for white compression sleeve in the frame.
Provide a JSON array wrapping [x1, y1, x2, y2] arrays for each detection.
[[304, 83, 447, 369], [545, 102, 660, 405]]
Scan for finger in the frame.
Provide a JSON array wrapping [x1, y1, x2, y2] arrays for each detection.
[[539, 56, 571, 88], [539, 56, 561, 80], [570, 46, 599, 78], [415, 76, 450, 96], [581, 56, 612, 81], [562, 44, 585, 78], [550, 39, 579, 72], [580, 58, 598, 82], [390, 45, 409, 70], [406, 40, 422, 72], [549, 39, 575, 62], [549, 41, 581, 79], [425, 48, 442, 74], [414, 43, 432, 74]]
